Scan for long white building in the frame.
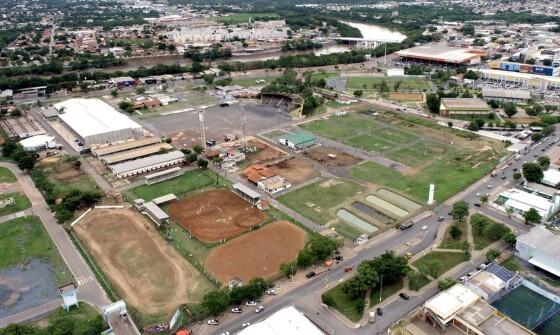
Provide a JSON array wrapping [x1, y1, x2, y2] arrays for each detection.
[[516, 225, 560, 277], [54, 98, 144, 146]]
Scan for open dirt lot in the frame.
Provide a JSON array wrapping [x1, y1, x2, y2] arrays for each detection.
[[73, 208, 211, 317], [205, 221, 305, 283], [303, 146, 362, 167], [168, 189, 267, 243], [267, 157, 320, 186], [245, 138, 288, 164]]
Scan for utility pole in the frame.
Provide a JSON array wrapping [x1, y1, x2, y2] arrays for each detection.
[[198, 110, 206, 150], [379, 275, 383, 303]]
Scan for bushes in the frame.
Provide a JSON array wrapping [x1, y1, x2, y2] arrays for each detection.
[[198, 277, 270, 317], [1, 139, 37, 171]]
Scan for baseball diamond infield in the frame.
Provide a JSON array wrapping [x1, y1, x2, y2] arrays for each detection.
[[205, 221, 305, 283], [73, 208, 213, 317], [168, 188, 267, 243]]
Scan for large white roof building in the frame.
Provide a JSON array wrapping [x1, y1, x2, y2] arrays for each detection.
[[54, 98, 144, 146], [516, 226, 560, 277], [238, 306, 324, 335]]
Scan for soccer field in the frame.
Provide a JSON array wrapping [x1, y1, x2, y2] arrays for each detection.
[[346, 76, 432, 92]]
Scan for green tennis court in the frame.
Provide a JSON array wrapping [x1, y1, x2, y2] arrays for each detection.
[[493, 285, 558, 330], [539, 315, 560, 335]]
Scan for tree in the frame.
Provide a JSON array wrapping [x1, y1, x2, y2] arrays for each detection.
[[296, 249, 315, 267], [544, 59, 553, 66], [532, 132, 543, 142], [203, 74, 215, 85], [523, 208, 542, 225], [280, 262, 297, 278], [450, 225, 463, 240], [17, 154, 36, 171], [110, 90, 118, 97], [451, 201, 469, 222], [353, 90, 363, 97], [393, 80, 402, 92], [135, 87, 145, 95], [503, 102, 517, 118], [438, 278, 457, 290], [197, 158, 208, 169], [513, 172, 522, 182], [537, 156, 551, 170], [192, 144, 204, 154], [480, 195, 488, 205], [503, 231, 517, 246], [424, 260, 443, 278], [118, 101, 132, 111], [202, 290, 230, 316], [426, 93, 440, 114], [73, 160, 82, 170], [486, 249, 501, 262], [484, 223, 509, 241], [522, 162, 543, 182]]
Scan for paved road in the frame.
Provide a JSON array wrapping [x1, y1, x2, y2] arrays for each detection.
[[0, 163, 111, 324], [203, 131, 553, 335]]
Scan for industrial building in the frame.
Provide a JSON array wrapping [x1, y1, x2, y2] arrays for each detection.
[[541, 169, 560, 188], [110, 76, 136, 89], [100, 143, 173, 165], [238, 306, 324, 335], [0, 114, 46, 138], [439, 98, 490, 117], [395, 46, 485, 66], [19, 135, 57, 151], [481, 88, 532, 104], [475, 68, 560, 90], [91, 137, 162, 157], [413, 283, 534, 335], [489, 61, 560, 77], [494, 188, 559, 220], [278, 132, 317, 151], [516, 226, 560, 277], [109, 150, 185, 178], [54, 98, 144, 147]]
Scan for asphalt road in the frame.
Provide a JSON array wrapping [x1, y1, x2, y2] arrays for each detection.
[[203, 132, 556, 335]]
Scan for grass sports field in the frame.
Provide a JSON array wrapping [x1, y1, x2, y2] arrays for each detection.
[[217, 12, 279, 24], [345, 76, 432, 92], [205, 221, 305, 283], [278, 178, 365, 225], [168, 189, 267, 243], [300, 112, 502, 203], [127, 169, 218, 201], [493, 285, 558, 330], [73, 208, 214, 318]]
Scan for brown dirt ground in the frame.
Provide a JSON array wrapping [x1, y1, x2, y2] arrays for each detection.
[[205, 221, 305, 283], [388, 92, 423, 101], [73, 208, 208, 316], [267, 157, 320, 185], [303, 146, 362, 167], [245, 139, 288, 164], [168, 189, 266, 243]]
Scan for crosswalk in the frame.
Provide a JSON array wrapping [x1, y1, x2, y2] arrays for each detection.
[[76, 275, 95, 286]]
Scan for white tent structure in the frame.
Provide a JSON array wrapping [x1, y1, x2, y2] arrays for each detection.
[[19, 135, 57, 151]]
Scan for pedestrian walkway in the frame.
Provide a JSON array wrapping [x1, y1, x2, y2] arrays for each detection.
[[0, 209, 32, 224]]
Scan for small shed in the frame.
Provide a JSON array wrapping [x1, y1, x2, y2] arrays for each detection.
[[59, 283, 79, 311]]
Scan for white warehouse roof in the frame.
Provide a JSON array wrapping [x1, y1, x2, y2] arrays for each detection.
[[542, 169, 560, 187], [55, 98, 142, 139], [19, 135, 56, 150], [238, 306, 324, 335]]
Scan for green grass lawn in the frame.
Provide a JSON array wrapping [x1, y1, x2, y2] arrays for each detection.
[[352, 150, 498, 203], [413, 251, 470, 278], [471, 214, 502, 250], [0, 216, 73, 285], [299, 113, 382, 141], [369, 278, 404, 307], [408, 271, 431, 291], [346, 76, 432, 92], [322, 284, 363, 322], [333, 221, 364, 240], [0, 192, 31, 217], [0, 166, 16, 183], [127, 169, 219, 201], [217, 12, 279, 24], [33, 303, 102, 334], [278, 178, 365, 225], [439, 221, 468, 250], [38, 158, 98, 195], [230, 75, 279, 87], [501, 257, 520, 272]]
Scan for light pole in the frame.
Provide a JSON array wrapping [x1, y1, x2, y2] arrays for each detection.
[[379, 275, 383, 303]]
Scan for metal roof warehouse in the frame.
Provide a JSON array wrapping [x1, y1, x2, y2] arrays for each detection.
[[109, 150, 185, 178]]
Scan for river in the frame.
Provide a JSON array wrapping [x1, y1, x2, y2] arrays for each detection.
[[340, 20, 407, 43]]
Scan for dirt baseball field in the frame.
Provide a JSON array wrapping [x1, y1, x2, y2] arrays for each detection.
[[205, 221, 305, 283], [303, 146, 362, 167], [267, 157, 320, 186], [73, 208, 212, 317], [168, 189, 267, 243]]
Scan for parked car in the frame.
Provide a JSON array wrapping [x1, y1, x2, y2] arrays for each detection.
[[437, 216, 445, 222], [255, 306, 264, 313], [399, 293, 410, 300], [231, 307, 242, 313], [344, 267, 353, 272], [377, 307, 383, 316], [207, 319, 219, 325], [421, 225, 428, 230], [266, 288, 278, 295], [306, 271, 316, 279], [246, 300, 257, 306], [241, 323, 251, 328], [474, 203, 481, 207]]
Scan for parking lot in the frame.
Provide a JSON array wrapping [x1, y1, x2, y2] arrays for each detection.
[[138, 102, 293, 144]]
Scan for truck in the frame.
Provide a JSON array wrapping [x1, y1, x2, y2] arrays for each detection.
[[399, 221, 413, 230], [490, 170, 498, 177], [369, 311, 376, 323], [514, 154, 521, 161]]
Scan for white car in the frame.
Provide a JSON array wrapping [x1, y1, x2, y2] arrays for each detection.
[[475, 192, 481, 197], [255, 306, 264, 313], [231, 307, 242, 313], [207, 319, 219, 325], [221, 332, 230, 335], [242, 322, 251, 328], [266, 288, 278, 295], [421, 225, 428, 230], [246, 300, 257, 306]]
